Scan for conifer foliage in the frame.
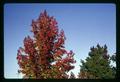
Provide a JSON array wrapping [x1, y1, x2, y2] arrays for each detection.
[[16, 10, 76, 79], [78, 44, 116, 79]]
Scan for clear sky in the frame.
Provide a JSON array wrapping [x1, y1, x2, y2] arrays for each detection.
[[4, 4, 116, 79]]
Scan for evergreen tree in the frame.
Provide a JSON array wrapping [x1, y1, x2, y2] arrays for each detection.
[[110, 54, 116, 78], [16, 10, 76, 79], [78, 44, 116, 79]]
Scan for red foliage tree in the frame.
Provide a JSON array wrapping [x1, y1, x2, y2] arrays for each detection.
[[16, 10, 76, 79]]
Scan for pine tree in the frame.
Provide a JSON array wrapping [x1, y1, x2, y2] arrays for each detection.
[[16, 10, 76, 79], [110, 54, 116, 78], [78, 44, 116, 79]]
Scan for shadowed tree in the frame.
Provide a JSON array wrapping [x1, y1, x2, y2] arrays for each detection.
[[78, 44, 116, 79], [69, 72, 76, 79], [16, 10, 76, 79]]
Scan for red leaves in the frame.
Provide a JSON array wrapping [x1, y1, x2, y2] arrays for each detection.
[[54, 38, 64, 49], [24, 36, 36, 55], [17, 47, 24, 62], [50, 16, 58, 25], [53, 30, 66, 50], [17, 55, 22, 60], [53, 49, 76, 73], [56, 49, 63, 55], [16, 10, 76, 79], [31, 20, 39, 36]]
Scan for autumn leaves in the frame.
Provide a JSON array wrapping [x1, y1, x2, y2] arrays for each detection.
[[17, 10, 76, 79]]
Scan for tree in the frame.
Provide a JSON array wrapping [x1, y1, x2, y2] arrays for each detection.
[[110, 54, 116, 62], [78, 44, 116, 79], [16, 10, 76, 79], [110, 54, 116, 78], [69, 72, 76, 79]]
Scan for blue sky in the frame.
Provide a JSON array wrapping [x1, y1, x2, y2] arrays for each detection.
[[4, 4, 116, 79]]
